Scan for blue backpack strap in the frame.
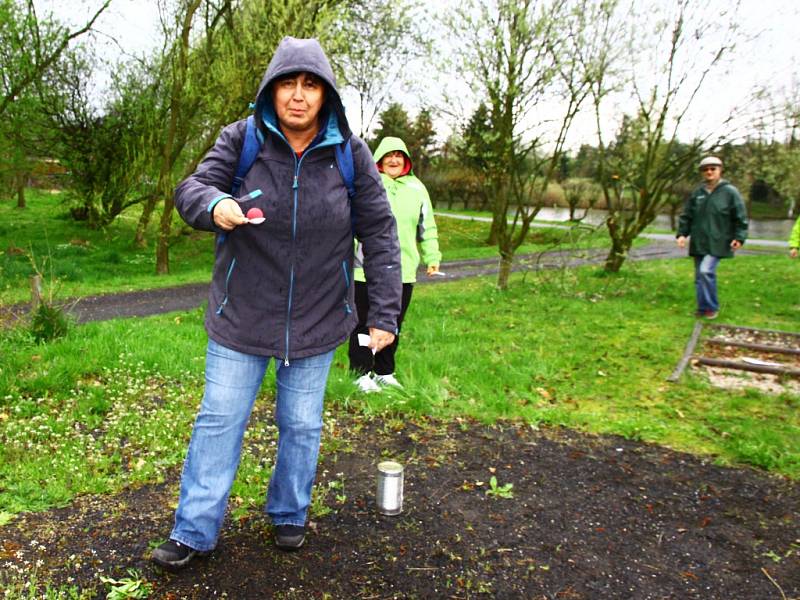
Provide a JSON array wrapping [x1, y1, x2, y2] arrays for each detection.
[[334, 139, 356, 200], [334, 139, 357, 233], [232, 115, 262, 196]]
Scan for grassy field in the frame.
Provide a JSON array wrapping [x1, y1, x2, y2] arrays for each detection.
[[1, 244, 798, 524], [0, 191, 603, 305]]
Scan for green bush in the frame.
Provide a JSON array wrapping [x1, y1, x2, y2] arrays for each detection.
[[29, 303, 70, 343]]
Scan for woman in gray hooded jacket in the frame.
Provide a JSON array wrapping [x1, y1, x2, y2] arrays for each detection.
[[152, 37, 401, 570]]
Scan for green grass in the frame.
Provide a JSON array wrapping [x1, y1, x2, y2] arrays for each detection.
[[1, 252, 798, 522], [0, 190, 216, 305], [0, 191, 607, 304], [435, 213, 609, 261]]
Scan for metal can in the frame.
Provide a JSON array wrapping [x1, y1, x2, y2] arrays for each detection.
[[376, 460, 404, 515]]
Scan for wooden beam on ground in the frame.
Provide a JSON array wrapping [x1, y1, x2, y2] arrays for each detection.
[[668, 321, 703, 382], [707, 323, 800, 340], [695, 357, 800, 378], [705, 338, 800, 356]]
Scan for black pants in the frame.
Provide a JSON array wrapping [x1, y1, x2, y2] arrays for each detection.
[[348, 281, 414, 376]]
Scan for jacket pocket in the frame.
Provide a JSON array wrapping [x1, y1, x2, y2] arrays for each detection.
[[341, 260, 352, 315], [216, 258, 237, 315]]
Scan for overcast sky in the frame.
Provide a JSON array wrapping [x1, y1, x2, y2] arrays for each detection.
[[36, 0, 800, 147]]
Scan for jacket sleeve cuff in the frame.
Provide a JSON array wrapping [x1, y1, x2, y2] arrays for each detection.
[[208, 194, 233, 214], [369, 320, 399, 335]]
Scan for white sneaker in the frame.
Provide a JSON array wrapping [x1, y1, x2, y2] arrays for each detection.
[[375, 373, 402, 388], [355, 374, 381, 393]]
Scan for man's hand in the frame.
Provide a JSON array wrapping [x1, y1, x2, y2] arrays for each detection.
[[730, 239, 742, 251], [426, 264, 439, 276], [676, 236, 687, 249], [213, 198, 248, 231], [369, 327, 395, 353], [791, 248, 798, 259]]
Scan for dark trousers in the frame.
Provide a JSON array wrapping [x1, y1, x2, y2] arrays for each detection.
[[348, 281, 413, 376]]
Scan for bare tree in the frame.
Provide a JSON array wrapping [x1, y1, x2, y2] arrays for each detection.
[[329, 0, 430, 138], [451, 0, 617, 289], [562, 179, 600, 222], [592, 0, 740, 272], [742, 83, 800, 217]]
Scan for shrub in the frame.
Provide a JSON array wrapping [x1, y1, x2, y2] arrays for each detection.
[[29, 302, 69, 343]]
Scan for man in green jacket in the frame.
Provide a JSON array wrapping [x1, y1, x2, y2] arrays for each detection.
[[676, 156, 748, 319]]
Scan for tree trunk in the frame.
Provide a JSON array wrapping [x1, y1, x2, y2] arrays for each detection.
[[155, 0, 202, 276], [15, 173, 26, 209], [486, 216, 500, 246], [604, 236, 630, 272], [156, 192, 173, 274], [134, 196, 158, 248], [496, 253, 513, 290]]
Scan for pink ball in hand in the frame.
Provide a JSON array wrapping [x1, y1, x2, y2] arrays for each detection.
[[246, 207, 265, 224]]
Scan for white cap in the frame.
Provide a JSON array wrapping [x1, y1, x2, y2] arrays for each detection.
[[699, 156, 722, 169]]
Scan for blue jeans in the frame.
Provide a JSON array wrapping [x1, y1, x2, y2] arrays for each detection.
[[170, 339, 334, 551], [693, 255, 720, 313]]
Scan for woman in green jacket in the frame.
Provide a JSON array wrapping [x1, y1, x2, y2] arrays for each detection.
[[789, 215, 800, 258], [349, 137, 442, 392]]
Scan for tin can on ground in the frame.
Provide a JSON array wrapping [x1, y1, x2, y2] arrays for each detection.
[[376, 460, 404, 515]]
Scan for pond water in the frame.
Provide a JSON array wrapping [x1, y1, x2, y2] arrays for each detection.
[[532, 207, 794, 240], [437, 203, 794, 239]]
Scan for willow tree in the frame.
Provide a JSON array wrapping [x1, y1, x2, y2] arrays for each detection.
[[152, 0, 344, 274], [451, 0, 617, 289], [592, 0, 739, 272]]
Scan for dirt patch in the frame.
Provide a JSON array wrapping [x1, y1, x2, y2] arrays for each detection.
[[2, 415, 798, 599], [702, 366, 800, 395]]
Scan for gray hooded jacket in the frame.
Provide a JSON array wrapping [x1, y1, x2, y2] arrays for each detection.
[[175, 37, 402, 361]]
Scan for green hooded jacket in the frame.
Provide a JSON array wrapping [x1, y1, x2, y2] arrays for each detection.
[[354, 137, 442, 283], [676, 179, 748, 258], [789, 215, 800, 249]]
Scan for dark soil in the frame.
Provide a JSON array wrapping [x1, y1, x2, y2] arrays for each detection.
[[2, 242, 796, 598], [2, 416, 798, 599]]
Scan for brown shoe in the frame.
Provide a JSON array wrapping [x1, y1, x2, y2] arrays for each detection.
[[703, 310, 718, 320]]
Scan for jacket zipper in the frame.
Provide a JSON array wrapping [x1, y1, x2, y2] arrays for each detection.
[[284, 149, 325, 365], [270, 129, 342, 366], [285, 170, 299, 366]]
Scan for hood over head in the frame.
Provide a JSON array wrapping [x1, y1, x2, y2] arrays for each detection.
[[254, 37, 351, 139], [373, 136, 413, 176]]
